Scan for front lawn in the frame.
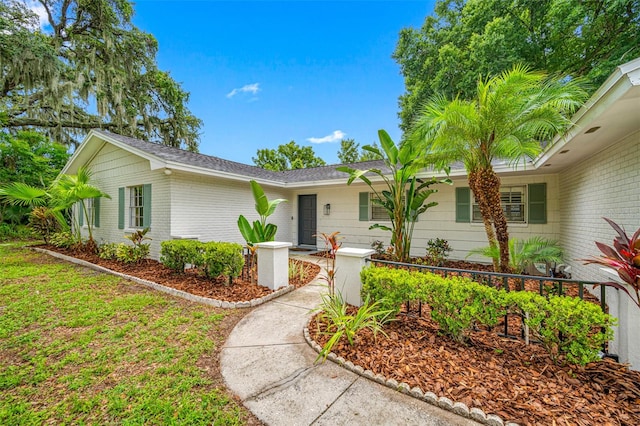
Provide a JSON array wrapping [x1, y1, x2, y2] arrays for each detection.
[[0, 243, 258, 425]]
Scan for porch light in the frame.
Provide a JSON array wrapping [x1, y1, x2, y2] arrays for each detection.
[[164, 168, 173, 175], [324, 204, 331, 215]]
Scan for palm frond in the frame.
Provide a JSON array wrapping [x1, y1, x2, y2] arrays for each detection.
[[0, 182, 49, 207]]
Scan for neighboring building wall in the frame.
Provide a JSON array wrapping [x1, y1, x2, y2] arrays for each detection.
[[82, 143, 172, 259], [559, 130, 640, 283], [169, 172, 293, 245], [292, 173, 560, 260]]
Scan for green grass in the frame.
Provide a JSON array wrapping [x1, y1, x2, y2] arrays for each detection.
[[0, 243, 250, 425]]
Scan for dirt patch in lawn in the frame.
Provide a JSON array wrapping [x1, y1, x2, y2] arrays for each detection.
[[38, 245, 320, 303]]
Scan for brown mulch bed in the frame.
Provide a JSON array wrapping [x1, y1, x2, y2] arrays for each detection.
[[308, 255, 636, 425], [309, 312, 640, 426], [38, 244, 320, 302]]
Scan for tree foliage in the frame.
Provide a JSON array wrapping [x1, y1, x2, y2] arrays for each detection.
[[337, 139, 360, 164], [253, 141, 326, 171], [0, 0, 201, 151], [0, 131, 69, 187], [394, 0, 640, 132], [337, 138, 382, 164], [0, 131, 69, 223], [411, 65, 586, 271]]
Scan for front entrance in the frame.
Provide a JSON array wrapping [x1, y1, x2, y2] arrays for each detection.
[[298, 194, 317, 246]]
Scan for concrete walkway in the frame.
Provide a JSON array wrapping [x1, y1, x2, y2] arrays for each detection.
[[220, 257, 478, 426]]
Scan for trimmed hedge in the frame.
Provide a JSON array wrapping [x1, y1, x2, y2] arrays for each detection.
[[361, 266, 615, 365], [160, 240, 244, 284], [160, 240, 201, 272]]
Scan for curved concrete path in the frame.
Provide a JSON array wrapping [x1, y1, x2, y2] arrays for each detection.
[[220, 256, 478, 426]]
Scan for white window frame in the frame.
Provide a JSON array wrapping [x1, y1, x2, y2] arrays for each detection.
[[129, 185, 144, 228]]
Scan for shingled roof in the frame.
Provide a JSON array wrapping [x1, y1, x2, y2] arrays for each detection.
[[92, 129, 389, 184]]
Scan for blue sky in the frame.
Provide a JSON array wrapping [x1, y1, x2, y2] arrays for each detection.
[[131, 1, 436, 164]]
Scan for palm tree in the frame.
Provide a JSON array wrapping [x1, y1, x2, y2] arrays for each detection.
[[468, 236, 564, 275], [411, 65, 586, 272], [0, 167, 110, 244]]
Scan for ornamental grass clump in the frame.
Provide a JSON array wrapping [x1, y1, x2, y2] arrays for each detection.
[[313, 290, 394, 362]]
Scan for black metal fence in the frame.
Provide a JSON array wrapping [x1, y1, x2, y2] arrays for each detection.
[[365, 258, 613, 355]]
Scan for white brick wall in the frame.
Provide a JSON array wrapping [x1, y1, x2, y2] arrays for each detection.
[[81, 143, 172, 259], [291, 173, 560, 260], [559, 130, 640, 283], [169, 172, 292, 245]]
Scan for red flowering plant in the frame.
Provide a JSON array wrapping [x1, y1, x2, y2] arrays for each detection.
[[582, 218, 640, 308], [317, 231, 343, 295]]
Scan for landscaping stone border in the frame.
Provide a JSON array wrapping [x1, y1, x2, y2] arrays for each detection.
[[303, 318, 519, 426], [33, 247, 294, 308]]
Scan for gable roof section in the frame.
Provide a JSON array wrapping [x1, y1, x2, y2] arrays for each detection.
[[62, 129, 389, 187]]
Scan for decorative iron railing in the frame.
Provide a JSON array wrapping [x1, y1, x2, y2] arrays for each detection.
[[365, 257, 616, 358]]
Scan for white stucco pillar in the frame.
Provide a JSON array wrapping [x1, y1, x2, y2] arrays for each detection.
[[335, 248, 375, 307], [256, 242, 292, 290]]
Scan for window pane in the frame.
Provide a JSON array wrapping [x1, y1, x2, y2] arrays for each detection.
[[472, 186, 526, 223], [129, 186, 144, 227], [86, 198, 94, 225], [370, 193, 388, 221]]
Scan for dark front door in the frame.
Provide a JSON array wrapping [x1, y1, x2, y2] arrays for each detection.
[[298, 194, 317, 246]]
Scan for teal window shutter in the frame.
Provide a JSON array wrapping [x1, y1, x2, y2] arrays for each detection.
[[94, 197, 100, 228], [78, 202, 83, 226], [455, 187, 471, 223], [358, 192, 369, 221], [118, 187, 125, 229], [143, 184, 152, 228], [528, 183, 547, 224]]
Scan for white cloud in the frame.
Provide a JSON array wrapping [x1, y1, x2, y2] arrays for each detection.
[[26, 1, 50, 30], [307, 130, 346, 144], [226, 83, 260, 99]]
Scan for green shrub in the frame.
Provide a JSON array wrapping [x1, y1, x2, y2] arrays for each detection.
[[28, 207, 62, 243], [361, 267, 418, 315], [505, 291, 614, 365], [159, 240, 244, 285], [201, 242, 244, 283], [115, 243, 149, 263], [360, 266, 614, 365], [160, 240, 201, 272], [419, 274, 507, 342], [49, 231, 76, 248], [425, 238, 452, 266], [98, 242, 120, 260], [0, 223, 35, 241]]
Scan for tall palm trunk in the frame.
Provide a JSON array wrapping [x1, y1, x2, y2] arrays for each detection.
[[479, 167, 511, 273], [468, 170, 499, 271]]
